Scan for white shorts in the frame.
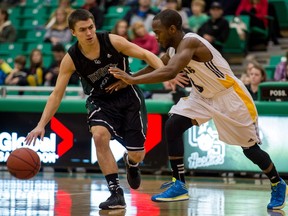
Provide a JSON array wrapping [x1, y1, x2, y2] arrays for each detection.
[[169, 87, 261, 147]]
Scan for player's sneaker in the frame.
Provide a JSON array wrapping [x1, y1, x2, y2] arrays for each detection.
[[123, 152, 141, 189], [267, 178, 287, 210], [151, 179, 189, 202], [160, 177, 176, 189], [99, 187, 126, 210]]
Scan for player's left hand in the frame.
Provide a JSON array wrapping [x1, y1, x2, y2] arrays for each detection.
[[109, 67, 134, 84], [168, 72, 190, 91], [105, 80, 128, 93]]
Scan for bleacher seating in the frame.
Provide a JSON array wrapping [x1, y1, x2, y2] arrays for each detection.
[[265, 55, 282, 80], [269, 0, 288, 30]]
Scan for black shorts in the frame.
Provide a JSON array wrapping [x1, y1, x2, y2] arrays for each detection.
[[86, 85, 147, 151]]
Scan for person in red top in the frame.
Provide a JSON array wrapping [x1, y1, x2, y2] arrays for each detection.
[[131, 21, 159, 55], [236, 0, 268, 50], [236, 0, 268, 27]]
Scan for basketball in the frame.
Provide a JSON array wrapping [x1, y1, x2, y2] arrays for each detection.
[[6, 148, 41, 180]]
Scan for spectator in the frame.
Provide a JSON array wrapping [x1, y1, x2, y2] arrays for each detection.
[[245, 64, 266, 100], [240, 58, 260, 85], [235, 0, 268, 50], [0, 59, 12, 84], [274, 52, 288, 81], [46, 0, 74, 29], [5, 55, 29, 86], [131, 21, 159, 55], [81, 0, 104, 29], [163, 0, 190, 32], [197, 1, 230, 53], [44, 8, 72, 45], [188, 0, 209, 33], [26, 49, 45, 86], [44, 44, 79, 86], [111, 19, 131, 41], [123, 0, 158, 32], [0, 8, 17, 43]]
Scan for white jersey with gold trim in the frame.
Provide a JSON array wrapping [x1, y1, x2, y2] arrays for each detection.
[[168, 32, 246, 99]]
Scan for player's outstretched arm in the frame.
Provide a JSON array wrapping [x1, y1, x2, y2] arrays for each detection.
[[110, 37, 196, 85], [25, 54, 75, 146]]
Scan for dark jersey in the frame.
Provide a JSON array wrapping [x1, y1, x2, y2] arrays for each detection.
[[68, 32, 131, 97]]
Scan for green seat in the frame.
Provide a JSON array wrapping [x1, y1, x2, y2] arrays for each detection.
[[269, 0, 288, 29], [101, 16, 122, 31], [0, 43, 24, 56], [25, 42, 52, 56], [128, 57, 145, 72], [18, 18, 46, 31], [0, 43, 25, 65], [265, 55, 282, 80], [18, 30, 46, 43], [21, 7, 47, 19], [25, 0, 42, 7], [223, 28, 246, 54], [71, 0, 86, 8], [105, 5, 131, 19]]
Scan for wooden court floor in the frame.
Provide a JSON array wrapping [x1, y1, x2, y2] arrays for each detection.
[[0, 171, 287, 216]]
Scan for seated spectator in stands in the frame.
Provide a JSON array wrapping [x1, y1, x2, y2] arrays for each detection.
[[44, 44, 79, 86], [162, 0, 190, 32], [235, 0, 268, 50], [274, 51, 288, 82], [111, 19, 131, 41], [26, 49, 46, 86], [245, 64, 267, 100], [46, 0, 74, 29], [81, 0, 104, 29], [229, 16, 247, 40], [188, 0, 209, 33], [123, 0, 158, 32], [240, 58, 260, 85], [0, 58, 12, 85], [44, 8, 72, 45], [5, 55, 29, 86], [197, 2, 230, 53], [131, 21, 159, 55], [0, 8, 17, 43]]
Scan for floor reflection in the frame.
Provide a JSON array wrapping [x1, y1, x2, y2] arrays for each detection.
[[0, 171, 287, 216]]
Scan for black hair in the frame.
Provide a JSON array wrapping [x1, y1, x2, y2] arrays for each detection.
[[51, 43, 66, 52], [68, 9, 95, 30], [153, 9, 182, 30]]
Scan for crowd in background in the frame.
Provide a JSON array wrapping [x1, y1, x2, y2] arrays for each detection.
[[0, 0, 287, 101]]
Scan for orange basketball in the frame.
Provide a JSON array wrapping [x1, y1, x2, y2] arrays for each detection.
[[7, 148, 41, 180]]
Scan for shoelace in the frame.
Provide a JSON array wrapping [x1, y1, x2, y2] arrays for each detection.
[[160, 177, 177, 189]]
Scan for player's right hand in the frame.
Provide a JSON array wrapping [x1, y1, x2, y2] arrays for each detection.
[[25, 126, 45, 146], [109, 67, 134, 84]]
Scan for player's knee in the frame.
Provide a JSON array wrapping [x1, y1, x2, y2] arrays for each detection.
[[92, 131, 110, 150], [242, 144, 271, 170], [127, 151, 145, 163], [165, 114, 193, 141]]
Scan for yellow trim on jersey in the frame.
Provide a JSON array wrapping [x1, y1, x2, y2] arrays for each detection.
[[219, 75, 257, 122]]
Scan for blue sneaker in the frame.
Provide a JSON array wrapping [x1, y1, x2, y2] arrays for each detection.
[[151, 179, 189, 202], [160, 177, 176, 189], [267, 178, 287, 210]]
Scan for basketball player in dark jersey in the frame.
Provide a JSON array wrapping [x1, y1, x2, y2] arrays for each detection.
[[25, 9, 164, 210]]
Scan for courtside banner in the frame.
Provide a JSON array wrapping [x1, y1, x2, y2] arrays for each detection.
[[184, 116, 288, 173], [0, 112, 168, 170]]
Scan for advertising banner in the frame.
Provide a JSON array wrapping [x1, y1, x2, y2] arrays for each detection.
[[184, 116, 288, 173], [0, 112, 168, 171]]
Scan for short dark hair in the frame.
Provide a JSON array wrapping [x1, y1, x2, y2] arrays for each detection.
[[51, 43, 66, 52], [153, 9, 182, 30], [68, 9, 95, 30], [0, 9, 9, 22], [14, 55, 26, 66]]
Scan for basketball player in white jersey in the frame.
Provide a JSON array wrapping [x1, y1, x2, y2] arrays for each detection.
[[109, 9, 287, 210]]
